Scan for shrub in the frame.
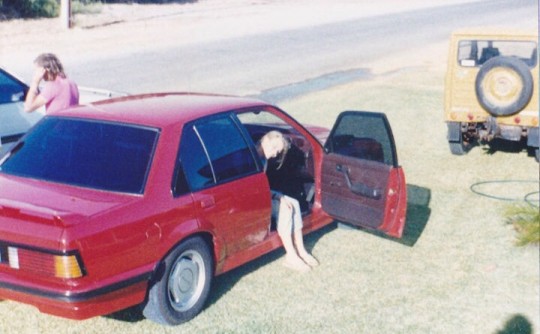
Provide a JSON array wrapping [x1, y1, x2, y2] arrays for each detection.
[[72, 0, 102, 15], [1, 0, 195, 19], [3, 0, 59, 18], [505, 203, 540, 246]]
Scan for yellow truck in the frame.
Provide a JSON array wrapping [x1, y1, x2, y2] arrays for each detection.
[[444, 28, 538, 161]]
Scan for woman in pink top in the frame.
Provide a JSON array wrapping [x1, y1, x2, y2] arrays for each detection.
[[24, 53, 79, 114]]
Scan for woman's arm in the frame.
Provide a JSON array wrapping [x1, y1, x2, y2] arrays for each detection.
[[24, 67, 47, 113]]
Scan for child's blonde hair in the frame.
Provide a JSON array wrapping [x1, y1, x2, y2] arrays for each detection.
[[261, 130, 290, 169]]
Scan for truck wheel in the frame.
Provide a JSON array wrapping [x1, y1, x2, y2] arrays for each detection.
[[142, 237, 213, 326], [447, 122, 473, 155], [475, 56, 533, 116], [449, 141, 469, 155]]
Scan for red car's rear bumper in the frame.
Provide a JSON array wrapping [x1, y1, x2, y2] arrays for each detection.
[[0, 272, 151, 320]]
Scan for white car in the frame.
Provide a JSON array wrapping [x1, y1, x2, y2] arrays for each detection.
[[0, 68, 126, 155], [0, 68, 43, 152]]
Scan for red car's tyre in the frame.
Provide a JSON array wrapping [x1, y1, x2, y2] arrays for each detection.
[[142, 236, 213, 326]]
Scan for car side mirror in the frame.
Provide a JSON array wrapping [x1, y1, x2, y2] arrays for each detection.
[[12, 92, 25, 102]]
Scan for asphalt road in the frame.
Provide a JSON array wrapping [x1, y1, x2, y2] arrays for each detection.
[[66, 0, 537, 103]]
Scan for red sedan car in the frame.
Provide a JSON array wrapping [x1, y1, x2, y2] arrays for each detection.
[[0, 93, 407, 325]]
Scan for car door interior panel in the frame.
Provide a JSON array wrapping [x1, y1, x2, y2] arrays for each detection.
[[321, 111, 406, 235]]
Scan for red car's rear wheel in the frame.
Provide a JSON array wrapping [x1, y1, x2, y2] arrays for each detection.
[[142, 237, 213, 326]]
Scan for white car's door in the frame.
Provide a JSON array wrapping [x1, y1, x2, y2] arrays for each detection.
[[0, 69, 44, 154]]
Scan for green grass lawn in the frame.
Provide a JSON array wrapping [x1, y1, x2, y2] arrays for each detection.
[[1, 64, 538, 334]]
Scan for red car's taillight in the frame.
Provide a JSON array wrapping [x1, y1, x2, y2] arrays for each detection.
[[7, 247, 84, 279]]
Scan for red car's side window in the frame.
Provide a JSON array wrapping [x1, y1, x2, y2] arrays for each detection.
[[176, 114, 259, 194]]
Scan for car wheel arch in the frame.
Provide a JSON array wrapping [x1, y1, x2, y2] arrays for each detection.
[[152, 230, 218, 277]]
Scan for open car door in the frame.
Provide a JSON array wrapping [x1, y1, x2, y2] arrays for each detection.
[[321, 111, 407, 238]]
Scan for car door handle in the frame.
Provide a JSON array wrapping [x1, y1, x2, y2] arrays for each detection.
[[199, 196, 215, 209], [337, 165, 381, 200]]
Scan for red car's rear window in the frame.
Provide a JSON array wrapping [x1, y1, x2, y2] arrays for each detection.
[[0, 117, 159, 194]]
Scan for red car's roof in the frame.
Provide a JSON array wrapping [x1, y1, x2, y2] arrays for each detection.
[[53, 92, 268, 128]]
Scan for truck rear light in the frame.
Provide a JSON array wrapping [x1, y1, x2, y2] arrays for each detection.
[[7, 246, 84, 279]]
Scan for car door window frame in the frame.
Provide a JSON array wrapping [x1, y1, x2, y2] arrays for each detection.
[[324, 111, 399, 167], [0, 68, 28, 104], [173, 112, 260, 196]]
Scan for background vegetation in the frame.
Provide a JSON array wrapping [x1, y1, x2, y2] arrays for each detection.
[[0, 0, 194, 19], [1, 0, 59, 18], [505, 203, 540, 246]]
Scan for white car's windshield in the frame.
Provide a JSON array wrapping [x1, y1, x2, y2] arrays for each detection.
[[0, 69, 44, 143]]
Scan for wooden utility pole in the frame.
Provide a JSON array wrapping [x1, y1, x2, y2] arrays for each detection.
[[60, 0, 72, 29]]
